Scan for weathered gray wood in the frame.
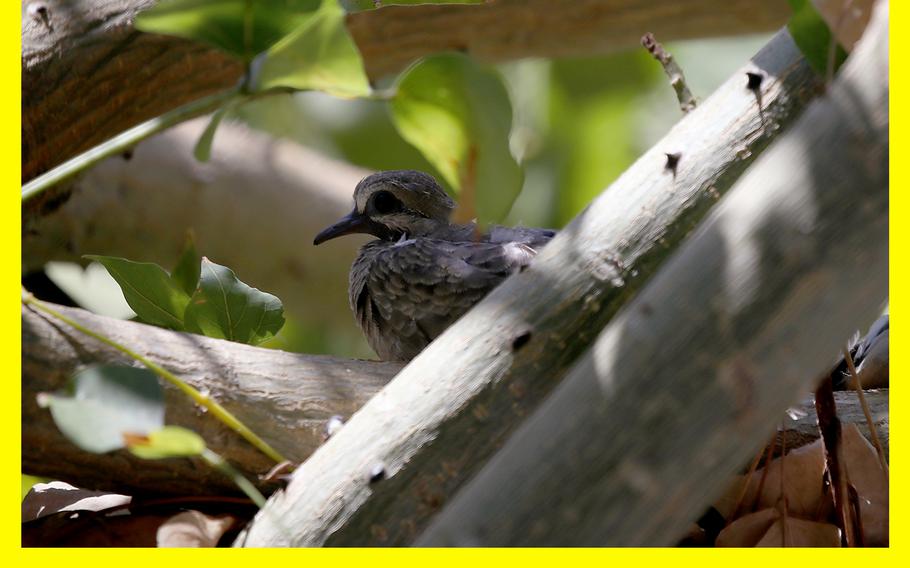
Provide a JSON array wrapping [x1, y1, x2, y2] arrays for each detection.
[[239, 28, 824, 546], [21, 0, 788, 183], [780, 390, 889, 459], [22, 303, 400, 496], [417, 1, 888, 545], [22, 120, 370, 329]]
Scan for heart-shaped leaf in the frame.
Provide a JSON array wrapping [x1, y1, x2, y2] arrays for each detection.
[[86, 255, 191, 330], [135, 0, 322, 61], [390, 53, 522, 225], [340, 0, 486, 11], [184, 258, 285, 344], [38, 365, 164, 454], [254, 0, 371, 98], [128, 426, 207, 460]]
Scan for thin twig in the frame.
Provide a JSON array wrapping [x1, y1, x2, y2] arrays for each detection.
[[641, 32, 697, 113], [848, 483, 866, 546], [843, 345, 889, 475], [752, 434, 776, 512], [22, 289, 287, 465], [727, 446, 764, 524]]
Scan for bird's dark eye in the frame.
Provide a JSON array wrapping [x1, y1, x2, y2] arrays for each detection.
[[372, 190, 402, 215]]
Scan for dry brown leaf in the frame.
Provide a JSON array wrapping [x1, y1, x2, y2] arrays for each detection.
[[842, 423, 889, 546], [23, 511, 166, 547], [756, 516, 841, 547], [22, 481, 131, 522], [747, 439, 826, 517], [156, 510, 236, 547], [716, 508, 779, 547], [713, 473, 748, 521]]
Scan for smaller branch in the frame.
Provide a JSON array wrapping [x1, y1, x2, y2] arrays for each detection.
[[22, 290, 287, 465], [727, 446, 764, 523], [843, 346, 889, 474], [641, 32, 697, 113], [21, 87, 240, 203], [202, 449, 266, 508], [814, 376, 855, 546]]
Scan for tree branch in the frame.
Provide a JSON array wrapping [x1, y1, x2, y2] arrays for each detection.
[[417, 1, 888, 545], [21, 0, 789, 183], [22, 302, 400, 496], [239, 27, 825, 546]]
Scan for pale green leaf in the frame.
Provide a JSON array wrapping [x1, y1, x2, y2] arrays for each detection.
[[390, 53, 522, 225], [135, 0, 321, 61], [193, 107, 229, 162], [38, 365, 164, 454], [128, 426, 207, 459], [254, 0, 371, 98]]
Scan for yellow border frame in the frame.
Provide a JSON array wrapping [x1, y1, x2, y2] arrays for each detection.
[[6, 0, 902, 562]]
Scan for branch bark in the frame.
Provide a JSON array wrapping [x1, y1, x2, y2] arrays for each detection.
[[780, 390, 888, 459], [417, 1, 888, 545], [21, 0, 789, 182], [23, 120, 370, 328], [22, 302, 400, 496], [239, 27, 824, 546]]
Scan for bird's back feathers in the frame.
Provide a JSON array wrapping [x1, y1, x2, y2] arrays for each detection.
[[350, 225, 553, 361]]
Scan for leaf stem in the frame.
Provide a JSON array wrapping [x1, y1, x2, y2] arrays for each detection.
[[21, 87, 241, 203], [202, 448, 266, 508], [22, 290, 287, 464]]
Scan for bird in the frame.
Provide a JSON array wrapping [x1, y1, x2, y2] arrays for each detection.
[[313, 169, 555, 361], [831, 313, 889, 390]]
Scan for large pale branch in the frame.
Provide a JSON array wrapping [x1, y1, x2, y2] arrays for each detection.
[[239, 28, 823, 546], [23, 120, 370, 328], [21, 0, 789, 182], [22, 302, 400, 496], [418, 2, 888, 545]]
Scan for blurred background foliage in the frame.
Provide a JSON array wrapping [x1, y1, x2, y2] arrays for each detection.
[[48, 34, 770, 359]]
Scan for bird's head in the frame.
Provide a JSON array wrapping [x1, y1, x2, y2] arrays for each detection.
[[314, 170, 456, 245]]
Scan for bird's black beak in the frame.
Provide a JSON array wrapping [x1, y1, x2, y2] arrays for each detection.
[[313, 209, 369, 245]]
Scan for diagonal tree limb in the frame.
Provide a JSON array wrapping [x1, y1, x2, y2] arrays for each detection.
[[418, 1, 887, 545], [239, 26, 826, 546]]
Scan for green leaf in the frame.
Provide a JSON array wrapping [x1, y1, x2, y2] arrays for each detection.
[[254, 0, 371, 98], [128, 426, 207, 460], [135, 0, 321, 61], [172, 232, 202, 296], [38, 365, 164, 454], [390, 53, 522, 225], [194, 107, 229, 162], [340, 0, 485, 11], [86, 255, 191, 330], [787, 0, 848, 74], [184, 258, 285, 344]]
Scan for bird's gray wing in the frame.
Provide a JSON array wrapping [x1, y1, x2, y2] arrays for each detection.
[[359, 238, 538, 356]]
